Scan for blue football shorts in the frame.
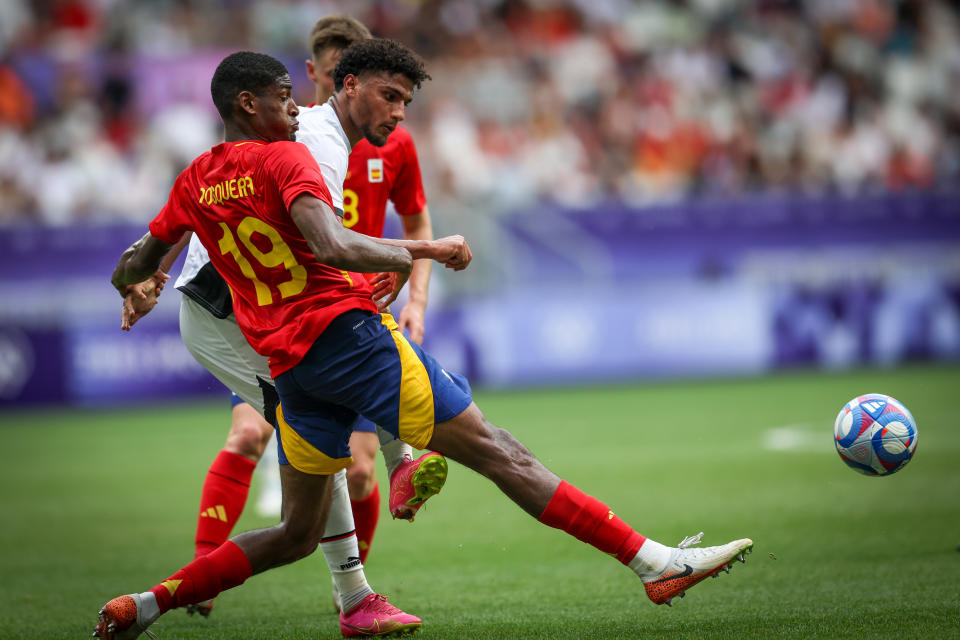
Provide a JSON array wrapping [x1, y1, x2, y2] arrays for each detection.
[[273, 310, 473, 475], [351, 415, 378, 434], [230, 373, 376, 434]]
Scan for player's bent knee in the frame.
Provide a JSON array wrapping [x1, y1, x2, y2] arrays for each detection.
[[346, 458, 377, 497], [225, 414, 274, 460]]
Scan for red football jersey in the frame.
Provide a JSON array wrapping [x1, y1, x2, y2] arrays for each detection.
[[343, 126, 427, 238], [149, 139, 378, 376]]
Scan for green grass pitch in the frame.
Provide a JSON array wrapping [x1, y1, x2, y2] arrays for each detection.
[[0, 364, 958, 639]]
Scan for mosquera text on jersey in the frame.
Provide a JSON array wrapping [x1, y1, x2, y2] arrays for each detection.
[[149, 139, 378, 377]]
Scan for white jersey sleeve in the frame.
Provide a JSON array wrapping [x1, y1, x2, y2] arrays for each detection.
[[295, 101, 350, 215], [175, 233, 211, 289]]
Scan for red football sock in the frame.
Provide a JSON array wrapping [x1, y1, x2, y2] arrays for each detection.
[[194, 450, 256, 559], [150, 541, 252, 613], [351, 482, 380, 564], [538, 480, 646, 564]]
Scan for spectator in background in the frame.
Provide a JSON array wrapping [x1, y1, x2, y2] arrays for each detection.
[[2, 0, 960, 223], [0, 59, 37, 223], [0, 61, 34, 130]]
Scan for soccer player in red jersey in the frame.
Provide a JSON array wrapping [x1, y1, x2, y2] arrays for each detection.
[[172, 20, 441, 617], [96, 46, 753, 639], [125, 18, 443, 632]]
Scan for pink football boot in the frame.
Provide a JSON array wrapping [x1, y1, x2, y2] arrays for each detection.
[[339, 593, 422, 637], [388, 452, 447, 521]]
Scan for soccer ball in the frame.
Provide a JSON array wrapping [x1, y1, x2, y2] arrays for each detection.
[[834, 393, 918, 476]]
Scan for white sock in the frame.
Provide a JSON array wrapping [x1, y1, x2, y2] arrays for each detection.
[[320, 470, 373, 612], [255, 437, 282, 518], [320, 536, 373, 612], [136, 591, 161, 625], [322, 470, 355, 536], [377, 426, 412, 478], [628, 538, 673, 577]]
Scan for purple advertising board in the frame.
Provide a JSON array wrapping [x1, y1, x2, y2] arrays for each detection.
[[0, 225, 224, 408], [0, 191, 958, 406]]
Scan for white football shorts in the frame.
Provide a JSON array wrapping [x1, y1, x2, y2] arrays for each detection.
[[179, 295, 272, 415]]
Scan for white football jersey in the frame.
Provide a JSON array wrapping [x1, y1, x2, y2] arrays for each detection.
[[295, 100, 350, 215]]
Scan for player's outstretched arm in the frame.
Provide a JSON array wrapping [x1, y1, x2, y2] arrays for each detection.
[[291, 194, 414, 274], [292, 193, 415, 308], [374, 233, 472, 272], [291, 194, 470, 308]]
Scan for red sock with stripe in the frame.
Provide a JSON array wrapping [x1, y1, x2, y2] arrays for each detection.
[[194, 450, 256, 559], [350, 483, 380, 564], [537, 480, 646, 564], [150, 541, 252, 613]]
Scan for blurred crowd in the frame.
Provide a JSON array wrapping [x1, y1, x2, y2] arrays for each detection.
[[2, 0, 959, 225]]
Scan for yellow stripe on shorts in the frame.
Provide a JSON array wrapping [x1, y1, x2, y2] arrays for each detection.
[[380, 313, 435, 449], [276, 404, 353, 475]]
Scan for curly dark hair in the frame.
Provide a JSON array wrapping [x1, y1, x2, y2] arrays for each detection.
[[211, 51, 289, 120], [310, 14, 371, 59], [333, 38, 430, 92]]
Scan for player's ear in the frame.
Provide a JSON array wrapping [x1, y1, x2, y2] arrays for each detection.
[[305, 58, 317, 83], [342, 73, 359, 97], [237, 90, 257, 116]]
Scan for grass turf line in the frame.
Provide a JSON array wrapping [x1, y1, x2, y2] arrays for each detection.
[[0, 364, 957, 639]]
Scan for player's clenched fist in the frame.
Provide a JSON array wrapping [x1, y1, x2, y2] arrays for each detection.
[[430, 235, 472, 271]]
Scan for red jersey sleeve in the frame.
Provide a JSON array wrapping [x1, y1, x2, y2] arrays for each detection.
[[262, 141, 334, 213], [148, 173, 193, 244], [389, 129, 427, 217]]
